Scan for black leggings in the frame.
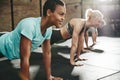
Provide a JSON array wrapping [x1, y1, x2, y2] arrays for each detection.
[[50, 29, 65, 45]]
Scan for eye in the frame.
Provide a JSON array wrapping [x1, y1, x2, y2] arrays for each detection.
[[59, 12, 65, 16]]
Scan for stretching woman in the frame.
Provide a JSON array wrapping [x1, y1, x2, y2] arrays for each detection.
[[51, 9, 105, 66], [0, 0, 66, 80]]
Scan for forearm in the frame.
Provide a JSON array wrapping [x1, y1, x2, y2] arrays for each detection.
[[85, 32, 89, 48], [77, 34, 84, 54], [42, 40, 52, 80], [20, 35, 31, 80], [20, 59, 30, 80], [70, 44, 77, 61], [70, 46, 77, 54], [70, 29, 79, 64], [77, 41, 83, 55], [43, 51, 51, 80]]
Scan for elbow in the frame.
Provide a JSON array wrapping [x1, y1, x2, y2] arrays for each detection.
[[71, 43, 78, 51]]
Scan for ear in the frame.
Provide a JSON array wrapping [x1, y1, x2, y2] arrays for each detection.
[[47, 9, 52, 16]]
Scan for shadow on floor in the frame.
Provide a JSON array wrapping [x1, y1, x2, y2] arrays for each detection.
[[30, 49, 79, 80], [89, 49, 104, 53], [84, 48, 104, 53], [0, 59, 21, 80], [51, 46, 80, 80], [0, 50, 79, 80]]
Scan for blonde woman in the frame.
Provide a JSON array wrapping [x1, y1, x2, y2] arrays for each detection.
[[51, 8, 105, 66]]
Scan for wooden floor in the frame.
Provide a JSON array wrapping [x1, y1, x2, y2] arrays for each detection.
[[0, 36, 120, 80]]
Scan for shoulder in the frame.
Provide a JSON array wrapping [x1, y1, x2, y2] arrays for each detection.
[[46, 27, 52, 34], [19, 17, 41, 29], [20, 17, 40, 24], [70, 18, 85, 27]]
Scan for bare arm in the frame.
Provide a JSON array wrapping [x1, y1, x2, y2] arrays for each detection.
[[70, 19, 86, 65], [20, 35, 31, 80], [85, 30, 89, 48], [70, 24, 81, 65], [42, 39, 51, 80], [77, 32, 85, 57]]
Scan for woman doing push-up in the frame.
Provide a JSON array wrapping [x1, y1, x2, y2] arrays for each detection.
[[51, 8, 105, 66]]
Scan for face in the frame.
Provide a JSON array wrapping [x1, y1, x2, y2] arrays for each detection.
[[49, 5, 66, 28], [92, 17, 103, 28]]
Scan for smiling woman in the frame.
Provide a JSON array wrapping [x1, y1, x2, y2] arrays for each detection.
[[0, 0, 66, 80]]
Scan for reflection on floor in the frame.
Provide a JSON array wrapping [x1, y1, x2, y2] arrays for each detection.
[[0, 36, 120, 80]]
